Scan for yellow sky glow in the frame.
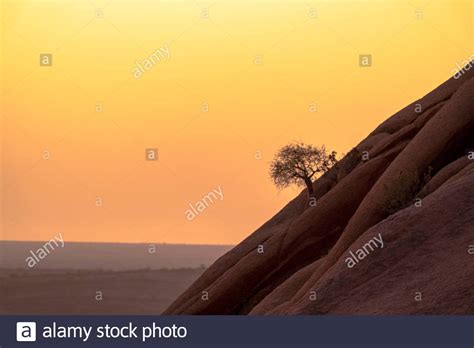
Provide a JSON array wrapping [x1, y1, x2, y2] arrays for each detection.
[[1, 0, 473, 244]]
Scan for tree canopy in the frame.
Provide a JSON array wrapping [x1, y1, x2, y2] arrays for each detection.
[[269, 142, 337, 195]]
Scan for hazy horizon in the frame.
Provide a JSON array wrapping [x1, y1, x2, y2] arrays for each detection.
[[0, 241, 233, 270], [0, 239, 234, 247]]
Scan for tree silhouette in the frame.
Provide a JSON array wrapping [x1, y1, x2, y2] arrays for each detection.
[[270, 142, 337, 198]]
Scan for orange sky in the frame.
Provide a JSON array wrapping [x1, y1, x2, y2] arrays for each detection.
[[1, 0, 473, 244]]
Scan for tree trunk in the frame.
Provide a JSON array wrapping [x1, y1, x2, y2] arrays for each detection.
[[304, 176, 314, 197]]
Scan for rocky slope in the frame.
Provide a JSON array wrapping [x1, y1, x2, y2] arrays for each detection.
[[164, 67, 474, 315]]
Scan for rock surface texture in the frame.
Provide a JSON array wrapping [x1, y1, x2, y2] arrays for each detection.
[[164, 70, 474, 315]]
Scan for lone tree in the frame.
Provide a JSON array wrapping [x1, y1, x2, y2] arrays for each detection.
[[269, 142, 337, 198]]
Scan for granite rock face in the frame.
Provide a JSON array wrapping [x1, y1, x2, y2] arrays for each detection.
[[164, 69, 474, 315]]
